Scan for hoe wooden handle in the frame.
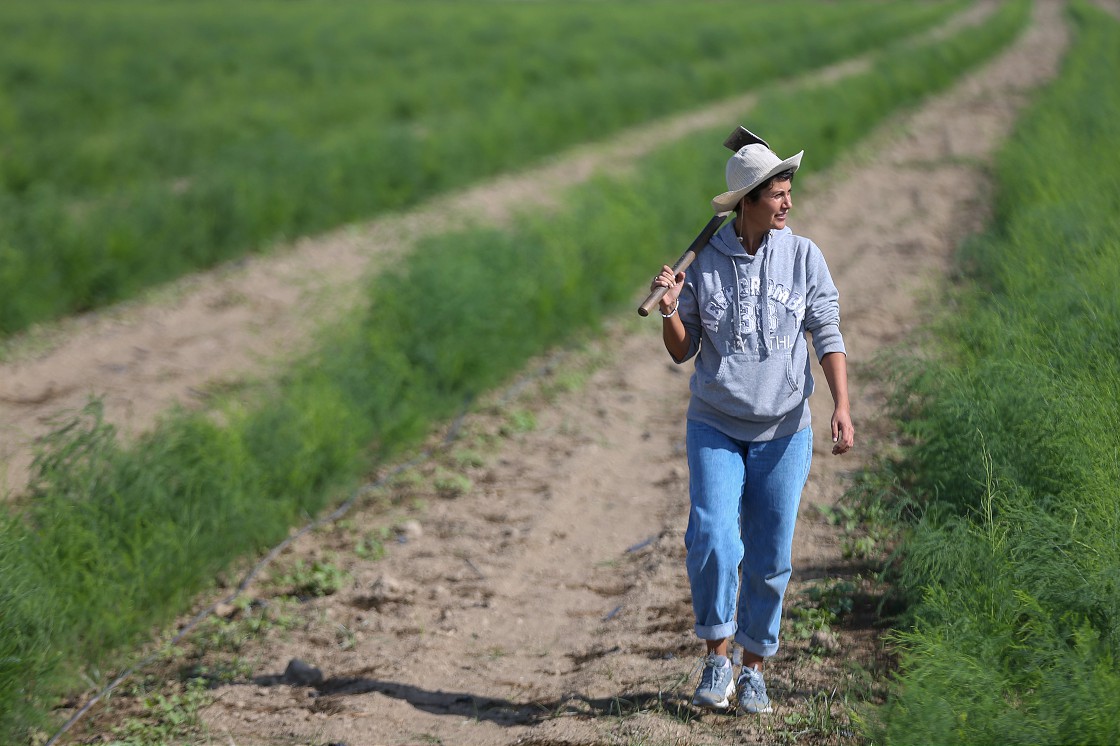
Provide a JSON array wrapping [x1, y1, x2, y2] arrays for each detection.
[[638, 212, 730, 316]]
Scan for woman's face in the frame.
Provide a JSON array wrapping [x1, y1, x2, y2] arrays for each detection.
[[741, 178, 793, 234]]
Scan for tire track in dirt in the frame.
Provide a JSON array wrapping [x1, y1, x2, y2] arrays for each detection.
[[59, 2, 1068, 744], [0, 4, 999, 497]]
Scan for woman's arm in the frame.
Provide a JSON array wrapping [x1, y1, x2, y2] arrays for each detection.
[[820, 351, 854, 455]]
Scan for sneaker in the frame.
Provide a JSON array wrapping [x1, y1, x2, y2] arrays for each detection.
[[736, 667, 773, 714], [692, 654, 735, 710]]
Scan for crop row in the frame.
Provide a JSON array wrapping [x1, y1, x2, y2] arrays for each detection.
[[0, 0, 966, 335], [858, 2, 1120, 743]]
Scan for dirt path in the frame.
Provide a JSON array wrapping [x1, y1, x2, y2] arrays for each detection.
[[0, 4, 1003, 498], [51, 2, 1071, 744]]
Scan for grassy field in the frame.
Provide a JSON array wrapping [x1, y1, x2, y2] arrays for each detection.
[[852, 2, 1120, 742], [0, 3, 1034, 741], [0, 0, 965, 337]]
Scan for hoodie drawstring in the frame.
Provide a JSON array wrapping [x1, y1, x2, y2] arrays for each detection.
[[757, 233, 772, 360], [730, 229, 772, 358], [720, 223, 779, 358]]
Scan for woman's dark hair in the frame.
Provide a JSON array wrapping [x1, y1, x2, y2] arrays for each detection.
[[744, 169, 796, 204]]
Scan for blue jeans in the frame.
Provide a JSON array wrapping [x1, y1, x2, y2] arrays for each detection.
[[684, 420, 812, 658]]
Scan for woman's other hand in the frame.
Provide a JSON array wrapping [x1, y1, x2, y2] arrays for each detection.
[[820, 352, 854, 455], [831, 406, 854, 455]]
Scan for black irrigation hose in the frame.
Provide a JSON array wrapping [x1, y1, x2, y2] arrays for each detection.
[[45, 352, 569, 745]]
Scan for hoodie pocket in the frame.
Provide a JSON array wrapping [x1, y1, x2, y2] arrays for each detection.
[[694, 351, 800, 422]]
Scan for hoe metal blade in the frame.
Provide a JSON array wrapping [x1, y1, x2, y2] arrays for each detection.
[[723, 126, 769, 152]]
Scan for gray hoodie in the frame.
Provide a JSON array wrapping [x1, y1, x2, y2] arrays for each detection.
[[676, 222, 845, 443]]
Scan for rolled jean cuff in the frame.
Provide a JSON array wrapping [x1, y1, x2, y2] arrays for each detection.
[[695, 621, 737, 642], [735, 630, 779, 658]]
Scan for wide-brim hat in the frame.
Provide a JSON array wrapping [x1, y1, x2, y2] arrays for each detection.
[[711, 144, 803, 212]]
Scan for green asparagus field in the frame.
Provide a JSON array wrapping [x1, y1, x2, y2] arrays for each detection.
[[0, 0, 963, 336], [0, 2, 1037, 740], [14, 1, 1118, 743], [852, 1, 1120, 743]]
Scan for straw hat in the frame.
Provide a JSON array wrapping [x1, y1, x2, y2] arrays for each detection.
[[711, 143, 803, 212]]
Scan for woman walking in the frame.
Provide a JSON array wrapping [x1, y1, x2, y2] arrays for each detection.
[[651, 134, 854, 714]]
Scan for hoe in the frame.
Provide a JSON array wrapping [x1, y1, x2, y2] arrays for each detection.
[[638, 125, 766, 316]]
